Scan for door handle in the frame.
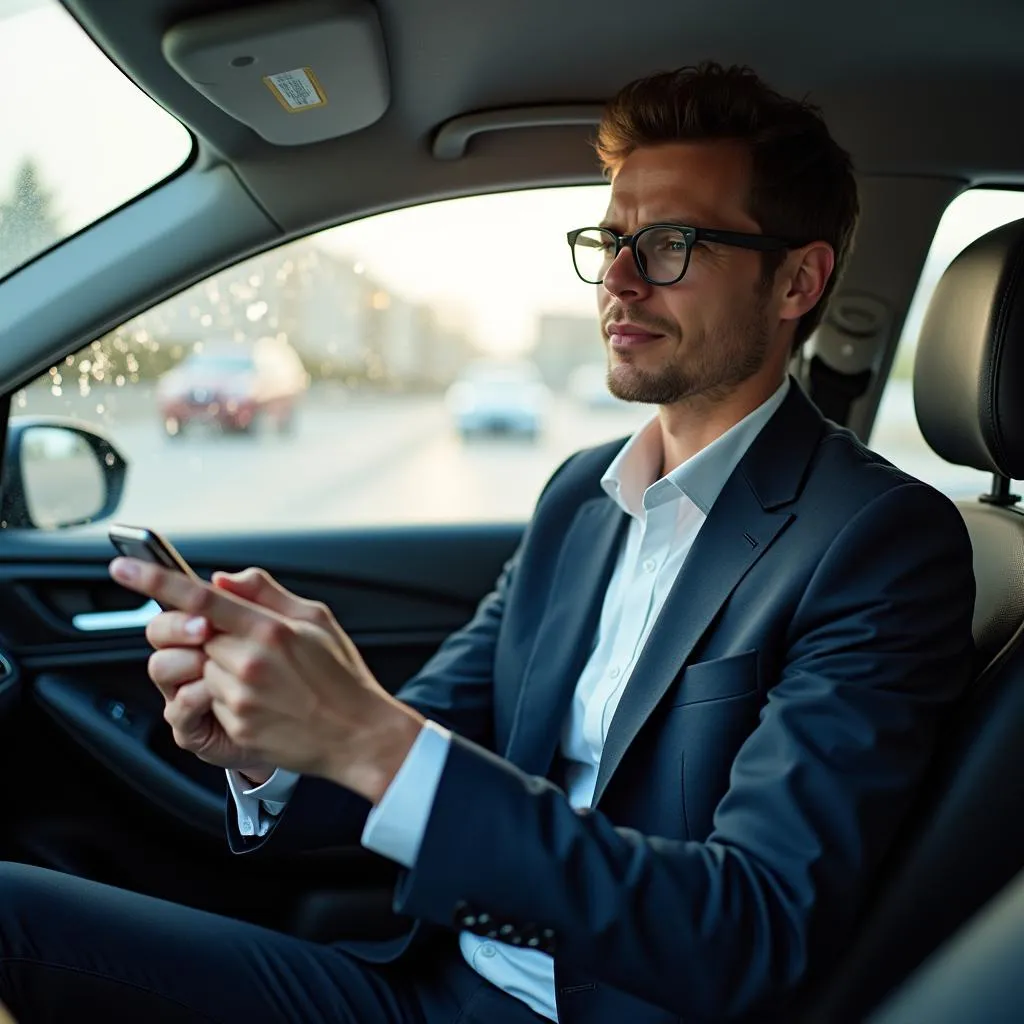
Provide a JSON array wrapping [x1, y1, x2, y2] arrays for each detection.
[[72, 599, 161, 632]]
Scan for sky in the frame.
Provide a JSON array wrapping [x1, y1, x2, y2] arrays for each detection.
[[4, 0, 1024, 354], [314, 187, 608, 352], [0, 0, 191, 234]]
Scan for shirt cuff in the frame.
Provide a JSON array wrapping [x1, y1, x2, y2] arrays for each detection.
[[361, 720, 452, 868], [226, 768, 301, 838]]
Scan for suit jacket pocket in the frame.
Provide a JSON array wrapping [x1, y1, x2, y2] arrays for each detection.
[[669, 649, 759, 706]]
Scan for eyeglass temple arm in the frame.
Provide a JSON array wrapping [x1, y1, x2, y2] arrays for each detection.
[[695, 228, 793, 250]]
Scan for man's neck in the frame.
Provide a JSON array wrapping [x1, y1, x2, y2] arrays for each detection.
[[657, 373, 786, 475]]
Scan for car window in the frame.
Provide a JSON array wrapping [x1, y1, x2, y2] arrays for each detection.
[[11, 185, 655, 532], [0, 0, 192, 280], [181, 355, 255, 372], [869, 188, 1024, 500]]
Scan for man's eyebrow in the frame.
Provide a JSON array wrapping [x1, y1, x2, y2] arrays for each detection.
[[597, 215, 706, 233]]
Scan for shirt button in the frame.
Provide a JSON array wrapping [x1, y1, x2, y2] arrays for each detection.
[[480, 944, 497, 958], [609, 666, 621, 679], [643, 558, 657, 573]]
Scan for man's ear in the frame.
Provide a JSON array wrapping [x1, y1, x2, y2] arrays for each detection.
[[778, 242, 835, 324]]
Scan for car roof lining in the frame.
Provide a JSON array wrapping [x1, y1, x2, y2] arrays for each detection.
[[66, 0, 1024, 232]]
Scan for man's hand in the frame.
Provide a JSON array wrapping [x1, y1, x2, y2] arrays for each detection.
[[210, 568, 358, 660], [113, 558, 425, 803], [146, 608, 274, 781], [145, 568, 339, 783]]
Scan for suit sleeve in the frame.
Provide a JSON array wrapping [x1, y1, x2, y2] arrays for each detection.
[[389, 482, 978, 1019]]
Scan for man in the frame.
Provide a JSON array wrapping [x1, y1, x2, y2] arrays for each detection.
[[0, 62, 975, 1023]]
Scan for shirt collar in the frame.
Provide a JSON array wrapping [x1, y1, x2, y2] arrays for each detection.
[[601, 376, 791, 520]]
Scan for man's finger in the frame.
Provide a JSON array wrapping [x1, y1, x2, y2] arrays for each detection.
[[203, 636, 318, 739], [214, 568, 329, 627], [110, 557, 274, 636], [209, 694, 249, 751], [164, 679, 213, 738], [146, 610, 210, 649], [204, 661, 263, 750], [148, 648, 207, 701], [202, 653, 251, 709], [203, 632, 270, 688], [203, 633, 306, 720], [214, 568, 302, 616]]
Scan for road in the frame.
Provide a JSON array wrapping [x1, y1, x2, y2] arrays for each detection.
[[13, 378, 990, 535]]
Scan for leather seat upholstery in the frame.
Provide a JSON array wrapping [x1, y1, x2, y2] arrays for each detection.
[[801, 217, 1024, 1021], [915, 218, 1024, 665]]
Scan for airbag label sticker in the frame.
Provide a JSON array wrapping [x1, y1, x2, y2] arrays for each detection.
[[263, 68, 327, 113]]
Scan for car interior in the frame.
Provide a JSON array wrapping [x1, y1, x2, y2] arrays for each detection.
[[2, 0, 1024, 1019]]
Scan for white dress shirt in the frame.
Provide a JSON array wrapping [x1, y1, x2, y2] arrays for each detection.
[[229, 377, 790, 1021]]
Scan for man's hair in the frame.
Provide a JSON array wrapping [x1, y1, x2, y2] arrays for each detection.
[[596, 62, 859, 348]]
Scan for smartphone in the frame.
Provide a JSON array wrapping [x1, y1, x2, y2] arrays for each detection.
[[108, 523, 200, 581]]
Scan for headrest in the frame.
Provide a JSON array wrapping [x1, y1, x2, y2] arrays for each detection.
[[914, 218, 1024, 478]]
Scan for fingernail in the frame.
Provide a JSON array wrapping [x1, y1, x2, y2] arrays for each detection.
[[185, 616, 207, 637], [111, 558, 138, 582]]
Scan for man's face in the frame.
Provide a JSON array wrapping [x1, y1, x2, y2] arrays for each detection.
[[597, 141, 784, 405]]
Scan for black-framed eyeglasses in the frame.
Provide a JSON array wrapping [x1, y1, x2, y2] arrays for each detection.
[[566, 223, 800, 286]]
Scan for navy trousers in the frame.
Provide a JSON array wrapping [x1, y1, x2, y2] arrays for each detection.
[[0, 863, 546, 1023]]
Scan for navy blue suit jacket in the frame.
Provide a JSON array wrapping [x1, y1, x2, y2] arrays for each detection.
[[230, 380, 976, 1022]]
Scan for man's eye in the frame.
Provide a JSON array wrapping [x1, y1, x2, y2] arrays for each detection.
[[653, 238, 687, 253]]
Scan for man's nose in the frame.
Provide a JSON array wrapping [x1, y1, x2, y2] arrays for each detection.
[[602, 244, 651, 301]]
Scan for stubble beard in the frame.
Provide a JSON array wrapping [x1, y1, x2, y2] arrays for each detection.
[[604, 292, 773, 405]]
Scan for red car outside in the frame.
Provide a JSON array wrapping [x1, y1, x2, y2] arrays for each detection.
[[156, 341, 309, 437]]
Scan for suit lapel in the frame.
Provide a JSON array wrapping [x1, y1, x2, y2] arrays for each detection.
[[592, 475, 791, 803], [505, 497, 628, 776], [592, 380, 826, 804]]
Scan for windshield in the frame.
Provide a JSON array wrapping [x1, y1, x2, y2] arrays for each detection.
[[0, 0, 192, 280]]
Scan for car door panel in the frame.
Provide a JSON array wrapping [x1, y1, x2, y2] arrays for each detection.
[[0, 523, 521, 935], [0, 653, 18, 720], [34, 668, 226, 836]]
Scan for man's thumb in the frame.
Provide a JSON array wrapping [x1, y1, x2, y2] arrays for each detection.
[[213, 567, 317, 622]]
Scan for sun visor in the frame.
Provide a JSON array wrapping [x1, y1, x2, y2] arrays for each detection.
[[163, 0, 389, 146]]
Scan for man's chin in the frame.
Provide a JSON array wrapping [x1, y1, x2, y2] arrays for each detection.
[[607, 365, 681, 405]]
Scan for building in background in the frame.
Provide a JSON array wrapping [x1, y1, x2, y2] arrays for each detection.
[[530, 312, 600, 390], [61, 237, 479, 393]]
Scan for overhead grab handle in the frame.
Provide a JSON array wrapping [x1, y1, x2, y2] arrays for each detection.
[[432, 105, 604, 160]]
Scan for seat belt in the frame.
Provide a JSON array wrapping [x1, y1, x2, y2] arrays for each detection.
[[808, 354, 873, 426]]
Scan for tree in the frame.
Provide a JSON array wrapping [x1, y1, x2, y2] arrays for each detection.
[[0, 158, 61, 278]]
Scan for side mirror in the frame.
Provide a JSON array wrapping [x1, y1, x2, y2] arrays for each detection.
[[0, 418, 128, 529]]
